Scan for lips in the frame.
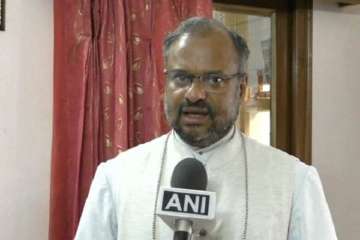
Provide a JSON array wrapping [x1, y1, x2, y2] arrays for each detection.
[[181, 107, 209, 125]]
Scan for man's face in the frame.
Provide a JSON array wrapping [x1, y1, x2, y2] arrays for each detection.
[[164, 28, 243, 148]]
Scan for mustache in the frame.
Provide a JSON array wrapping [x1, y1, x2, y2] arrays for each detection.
[[177, 100, 215, 119]]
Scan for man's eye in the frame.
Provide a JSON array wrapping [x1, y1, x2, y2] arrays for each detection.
[[173, 74, 191, 84], [206, 75, 225, 85]]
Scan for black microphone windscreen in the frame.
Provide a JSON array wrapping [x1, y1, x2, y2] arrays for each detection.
[[171, 158, 207, 190]]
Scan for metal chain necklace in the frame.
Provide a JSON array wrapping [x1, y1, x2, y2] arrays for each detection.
[[152, 129, 249, 240]]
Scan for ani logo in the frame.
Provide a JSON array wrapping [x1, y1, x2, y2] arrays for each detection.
[[162, 190, 210, 215]]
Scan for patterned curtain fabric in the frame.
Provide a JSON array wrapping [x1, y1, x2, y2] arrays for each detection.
[[49, 1, 212, 240]]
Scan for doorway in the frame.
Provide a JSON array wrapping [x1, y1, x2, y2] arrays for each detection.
[[213, 0, 313, 164]]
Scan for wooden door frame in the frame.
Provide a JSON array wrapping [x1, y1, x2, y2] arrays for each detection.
[[213, 0, 313, 165]]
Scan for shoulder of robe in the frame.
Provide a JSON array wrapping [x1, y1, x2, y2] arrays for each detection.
[[99, 133, 170, 179], [242, 135, 301, 169]]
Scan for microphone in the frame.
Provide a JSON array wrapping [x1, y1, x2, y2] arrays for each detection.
[[156, 158, 216, 240], [171, 157, 208, 190]]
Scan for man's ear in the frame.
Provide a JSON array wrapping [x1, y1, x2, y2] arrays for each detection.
[[239, 73, 248, 100]]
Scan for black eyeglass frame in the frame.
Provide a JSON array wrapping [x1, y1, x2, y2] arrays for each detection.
[[164, 69, 246, 93], [164, 69, 245, 83]]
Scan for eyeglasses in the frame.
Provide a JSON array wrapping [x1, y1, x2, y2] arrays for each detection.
[[164, 69, 245, 93]]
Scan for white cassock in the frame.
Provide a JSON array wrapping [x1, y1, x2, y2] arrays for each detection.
[[75, 127, 337, 240]]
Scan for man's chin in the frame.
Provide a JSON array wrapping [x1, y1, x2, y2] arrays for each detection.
[[174, 125, 214, 148], [173, 121, 234, 148], [182, 123, 207, 133]]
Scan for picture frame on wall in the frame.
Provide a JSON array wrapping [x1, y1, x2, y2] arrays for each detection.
[[0, 0, 5, 31]]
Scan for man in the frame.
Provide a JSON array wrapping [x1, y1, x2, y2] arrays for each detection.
[[75, 17, 337, 240]]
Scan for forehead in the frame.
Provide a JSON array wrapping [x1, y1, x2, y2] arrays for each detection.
[[166, 29, 239, 74]]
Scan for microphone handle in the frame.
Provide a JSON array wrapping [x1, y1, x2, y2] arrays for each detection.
[[173, 231, 190, 240], [173, 219, 192, 240]]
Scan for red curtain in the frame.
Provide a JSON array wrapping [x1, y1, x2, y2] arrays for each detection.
[[49, 1, 212, 240]]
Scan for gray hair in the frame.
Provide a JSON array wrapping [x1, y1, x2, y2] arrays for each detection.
[[163, 17, 250, 74]]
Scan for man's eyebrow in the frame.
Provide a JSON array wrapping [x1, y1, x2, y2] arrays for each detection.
[[166, 69, 224, 75], [166, 69, 188, 73], [203, 70, 223, 75]]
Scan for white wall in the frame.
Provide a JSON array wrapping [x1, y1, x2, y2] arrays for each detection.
[[313, 1, 360, 239], [0, 0, 53, 239]]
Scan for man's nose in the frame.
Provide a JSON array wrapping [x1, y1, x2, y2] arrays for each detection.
[[184, 80, 207, 103]]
